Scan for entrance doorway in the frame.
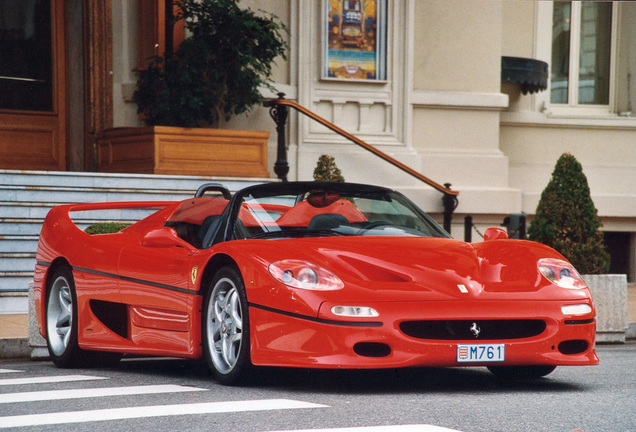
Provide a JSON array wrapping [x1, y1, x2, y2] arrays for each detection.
[[0, 0, 67, 171], [604, 232, 633, 281]]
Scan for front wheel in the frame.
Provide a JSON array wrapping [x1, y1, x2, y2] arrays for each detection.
[[202, 266, 251, 385], [487, 365, 557, 380]]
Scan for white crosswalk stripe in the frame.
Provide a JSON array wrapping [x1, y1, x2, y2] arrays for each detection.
[[0, 399, 328, 428], [262, 426, 462, 432], [0, 369, 328, 429], [0, 384, 208, 403], [0, 374, 108, 386], [0, 368, 462, 431], [0, 369, 24, 374]]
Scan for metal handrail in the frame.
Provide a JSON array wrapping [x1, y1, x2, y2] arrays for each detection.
[[264, 93, 459, 232]]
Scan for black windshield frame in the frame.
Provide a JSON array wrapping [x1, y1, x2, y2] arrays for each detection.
[[219, 182, 450, 243]]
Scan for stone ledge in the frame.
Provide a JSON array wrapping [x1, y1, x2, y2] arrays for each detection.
[[0, 338, 30, 359], [584, 274, 628, 344]]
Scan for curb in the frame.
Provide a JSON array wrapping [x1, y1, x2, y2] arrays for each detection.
[[0, 338, 30, 359]]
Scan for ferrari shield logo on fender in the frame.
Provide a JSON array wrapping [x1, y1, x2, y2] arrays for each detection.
[[191, 266, 198, 285]]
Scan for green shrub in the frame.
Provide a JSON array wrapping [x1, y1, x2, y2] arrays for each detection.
[[85, 222, 130, 235], [528, 152, 610, 274], [313, 155, 345, 182]]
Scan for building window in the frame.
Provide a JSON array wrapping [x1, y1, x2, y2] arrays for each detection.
[[137, 0, 184, 69], [0, 0, 53, 111], [550, 1, 613, 107]]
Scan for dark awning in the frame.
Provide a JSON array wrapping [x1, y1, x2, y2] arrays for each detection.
[[501, 56, 548, 94]]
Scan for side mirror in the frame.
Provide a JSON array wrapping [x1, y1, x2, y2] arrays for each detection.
[[483, 227, 509, 241], [140, 227, 197, 253]]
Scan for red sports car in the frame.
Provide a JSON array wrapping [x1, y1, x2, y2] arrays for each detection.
[[34, 181, 598, 384]]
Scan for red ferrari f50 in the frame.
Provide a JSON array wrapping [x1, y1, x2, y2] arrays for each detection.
[[34, 182, 598, 384]]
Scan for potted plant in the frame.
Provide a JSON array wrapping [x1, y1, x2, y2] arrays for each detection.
[[528, 152, 627, 343], [98, 0, 287, 178]]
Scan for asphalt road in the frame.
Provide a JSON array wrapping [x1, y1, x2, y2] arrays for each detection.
[[1, 343, 634, 432]]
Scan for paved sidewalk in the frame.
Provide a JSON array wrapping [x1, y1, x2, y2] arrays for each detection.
[[0, 313, 28, 338], [2, 284, 635, 358]]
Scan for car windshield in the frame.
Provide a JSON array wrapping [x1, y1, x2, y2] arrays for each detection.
[[230, 182, 449, 240]]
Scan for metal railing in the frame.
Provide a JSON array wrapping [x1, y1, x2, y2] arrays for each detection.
[[264, 93, 459, 233]]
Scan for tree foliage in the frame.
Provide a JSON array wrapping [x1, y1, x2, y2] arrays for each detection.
[[528, 152, 610, 274], [313, 155, 345, 182], [133, 0, 287, 127]]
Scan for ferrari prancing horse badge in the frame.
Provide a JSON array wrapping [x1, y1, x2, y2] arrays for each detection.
[[191, 266, 198, 285]]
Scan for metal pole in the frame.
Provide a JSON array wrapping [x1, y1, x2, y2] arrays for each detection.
[[268, 93, 289, 182], [464, 215, 472, 243], [442, 183, 458, 234]]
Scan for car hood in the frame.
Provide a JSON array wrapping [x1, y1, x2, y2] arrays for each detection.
[[244, 236, 589, 302]]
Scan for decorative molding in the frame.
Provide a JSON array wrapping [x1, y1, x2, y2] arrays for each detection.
[[411, 90, 509, 110], [84, 0, 114, 171], [296, 0, 407, 148], [501, 110, 636, 130]]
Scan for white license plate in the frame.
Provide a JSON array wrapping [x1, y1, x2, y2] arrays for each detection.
[[457, 343, 505, 363]]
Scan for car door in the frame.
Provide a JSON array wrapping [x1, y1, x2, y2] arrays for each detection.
[[116, 197, 229, 354], [117, 239, 198, 353]]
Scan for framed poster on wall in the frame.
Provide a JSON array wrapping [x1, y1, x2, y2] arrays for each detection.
[[323, 0, 387, 81]]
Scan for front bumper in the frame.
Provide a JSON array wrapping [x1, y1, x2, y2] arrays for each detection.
[[248, 299, 598, 368]]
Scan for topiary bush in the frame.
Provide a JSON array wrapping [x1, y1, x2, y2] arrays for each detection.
[[528, 152, 610, 274], [313, 155, 345, 182]]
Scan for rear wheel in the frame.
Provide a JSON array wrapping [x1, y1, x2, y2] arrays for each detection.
[[46, 266, 82, 368], [487, 365, 557, 380], [202, 266, 251, 385], [45, 265, 121, 368]]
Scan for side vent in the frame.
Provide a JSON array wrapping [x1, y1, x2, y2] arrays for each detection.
[[90, 300, 128, 338], [558, 340, 589, 355], [353, 342, 391, 358]]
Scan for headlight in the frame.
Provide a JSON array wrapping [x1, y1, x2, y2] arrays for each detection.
[[561, 304, 593, 316], [331, 306, 379, 317], [269, 260, 344, 291], [538, 258, 587, 289]]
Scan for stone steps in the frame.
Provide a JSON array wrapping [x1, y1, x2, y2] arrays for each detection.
[[0, 169, 273, 313]]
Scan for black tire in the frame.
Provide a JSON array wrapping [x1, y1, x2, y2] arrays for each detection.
[[45, 266, 84, 368], [202, 266, 251, 385], [487, 365, 557, 380]]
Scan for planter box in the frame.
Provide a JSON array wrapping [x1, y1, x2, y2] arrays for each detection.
[[583, 274, 628, 343], [98, 126, 270, 178]]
